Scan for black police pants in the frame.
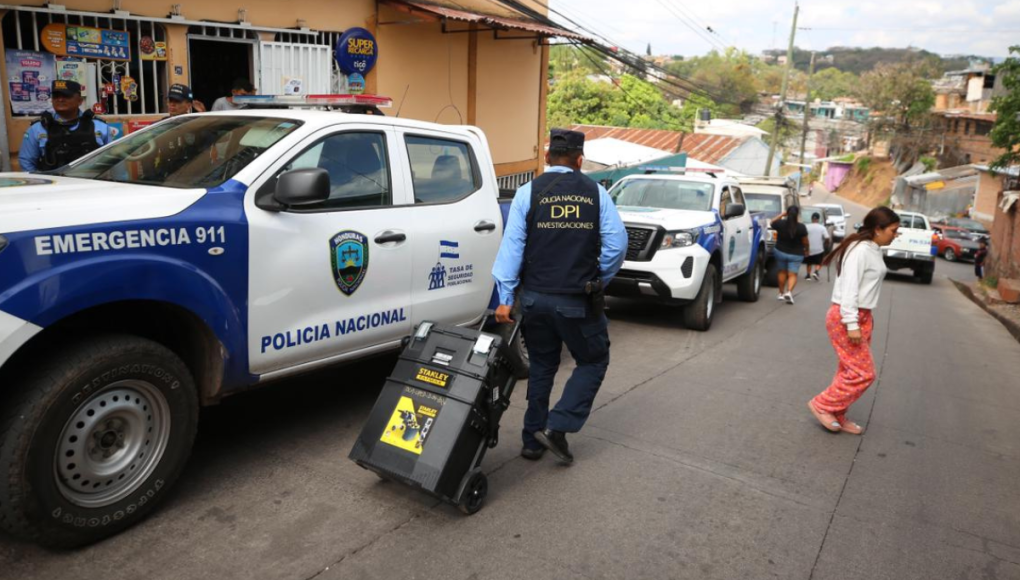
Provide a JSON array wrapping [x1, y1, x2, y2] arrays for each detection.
[[520, 289, 610, 449]]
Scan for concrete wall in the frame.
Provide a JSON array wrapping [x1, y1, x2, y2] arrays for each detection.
[[974, 170, 1001, 226], [475, 34, 541, 165], [989, 192, 1020, 280]]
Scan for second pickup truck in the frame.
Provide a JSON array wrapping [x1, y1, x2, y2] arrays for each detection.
[[605, 172, 767, 330]]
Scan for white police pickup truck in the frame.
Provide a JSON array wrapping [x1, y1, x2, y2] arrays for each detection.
[[605, 171, 766, 330], [0, 96, 516, 546]]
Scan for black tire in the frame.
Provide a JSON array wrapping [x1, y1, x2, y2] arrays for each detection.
[[916, 266, 934, 285], [944, 247, 956, 262], [0, 335, 199, 548], [684, 264, 717, 331], [736, 252, 763, 302], [498, 300, 528, 380], [764, 256, 780, 288], [458, 470, 488, 515]]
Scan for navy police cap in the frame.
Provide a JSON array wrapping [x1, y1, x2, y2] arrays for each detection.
[[549, 128, 585, 152], [167, 83, 193, 102], [51, 80, 82, 96]]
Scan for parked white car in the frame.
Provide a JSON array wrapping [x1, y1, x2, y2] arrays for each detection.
[[884, 210, 937, 284], [816, 203, 851, 241]]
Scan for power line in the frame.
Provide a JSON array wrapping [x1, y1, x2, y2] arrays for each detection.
[[662, 0, 736, 50], [799, 26, 1020, 32], [653, 0, 729, 52]]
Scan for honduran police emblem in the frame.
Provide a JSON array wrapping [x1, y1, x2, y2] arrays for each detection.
[[330, 230, 369, 296]]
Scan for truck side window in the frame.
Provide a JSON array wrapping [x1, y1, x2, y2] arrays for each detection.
[[720, 187, 732, 217], [404, 135, 481, 204], [286, 132, 391, 211], [731, 186, 745, 207]]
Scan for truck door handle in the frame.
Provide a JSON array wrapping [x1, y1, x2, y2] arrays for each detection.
[[374, 232, 406, 244], [736, 229, 744, 234], [474, 220, 497, 232]]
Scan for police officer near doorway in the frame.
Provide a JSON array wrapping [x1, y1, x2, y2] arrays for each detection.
[[492, 128, 627, 464], [19, 80, 110, 172]]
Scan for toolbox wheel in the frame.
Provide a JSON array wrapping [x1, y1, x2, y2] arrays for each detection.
[[458, 471, 488, 515]]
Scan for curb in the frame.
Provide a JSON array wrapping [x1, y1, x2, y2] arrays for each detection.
[[951, 278, 1020, 344]]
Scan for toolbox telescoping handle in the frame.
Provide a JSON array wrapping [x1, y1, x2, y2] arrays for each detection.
[[478, 310, 523, 344]]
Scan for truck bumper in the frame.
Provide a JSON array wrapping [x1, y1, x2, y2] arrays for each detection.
[[0, 309, 42, 369], [882, 250, 935, 271], [607, 246, 711, 303]]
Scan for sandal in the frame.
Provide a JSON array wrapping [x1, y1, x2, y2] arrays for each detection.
[[839, 421, 864, 435], [807, 400, 841, 432]]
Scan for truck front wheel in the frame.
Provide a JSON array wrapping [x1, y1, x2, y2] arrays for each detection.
[[0, 335, 199, 547], [684, 264, 717, 331], [736, 254, 763, 302]]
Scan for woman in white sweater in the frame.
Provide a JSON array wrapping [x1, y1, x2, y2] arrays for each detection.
[[808, 207, 901, 434]]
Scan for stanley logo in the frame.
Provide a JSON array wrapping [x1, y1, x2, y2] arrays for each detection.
[[415, 367, 450, 388]]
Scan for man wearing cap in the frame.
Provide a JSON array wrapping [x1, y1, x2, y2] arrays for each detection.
[[19, 80, 110, 172], [166, 83, 206, 116], [492, 128, 627, 464]]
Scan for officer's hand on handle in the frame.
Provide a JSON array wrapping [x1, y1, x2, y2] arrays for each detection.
[[495, 304, 514, 324]]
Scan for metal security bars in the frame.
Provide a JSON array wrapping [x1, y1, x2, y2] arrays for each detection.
[[497, 171, 535, 192], [275, 30, 344, 92], [1, 9, 168, 116]]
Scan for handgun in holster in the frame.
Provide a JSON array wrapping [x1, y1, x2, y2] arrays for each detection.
[[584, 278, 606, 317]]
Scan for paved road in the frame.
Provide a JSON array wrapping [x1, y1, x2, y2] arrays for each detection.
[[2, 191, 1018, 580]]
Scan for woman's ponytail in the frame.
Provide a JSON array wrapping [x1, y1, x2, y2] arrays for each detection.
[[822, 206, 901, 275]]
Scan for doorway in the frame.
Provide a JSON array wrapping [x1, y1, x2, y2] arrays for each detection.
[[188, 37, 256, 110]]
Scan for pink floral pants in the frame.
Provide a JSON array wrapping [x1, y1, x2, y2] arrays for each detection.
[[812, 304, 876, 423]]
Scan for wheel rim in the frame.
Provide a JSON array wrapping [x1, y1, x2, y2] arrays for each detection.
[[946, 249, 955, 260], [54, 380, 172, 508]]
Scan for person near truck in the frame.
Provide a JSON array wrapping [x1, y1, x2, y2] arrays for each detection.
[[19, 80, 110, 172], [808, 207, 900, 435], [211, 78, 255, 111], [975, 239, 988, 279], [492, 128, 627, 464], [166, 83, 206, 116], [770, 206, 809, 304], [804, 212, 831, 282]]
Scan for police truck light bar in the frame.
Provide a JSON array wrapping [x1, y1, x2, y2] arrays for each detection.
[[232, 94, 393, 108]]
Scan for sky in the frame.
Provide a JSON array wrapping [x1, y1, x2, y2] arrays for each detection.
[[548, 0, 1020, 59]]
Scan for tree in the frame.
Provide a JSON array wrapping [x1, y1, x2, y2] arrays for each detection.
[[810, 67, 858, 101], [855, 61, 936, 127], [989, 45, 1020, 170], [664, 48, 760, 115]]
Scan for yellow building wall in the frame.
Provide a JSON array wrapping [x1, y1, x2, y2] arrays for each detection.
[[476, 35, 541, 166]]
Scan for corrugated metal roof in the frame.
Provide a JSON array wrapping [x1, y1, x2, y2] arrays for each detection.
[[936, 110, 997, 122], [566, 125, 747, 165], [382, 0, 591, 41]]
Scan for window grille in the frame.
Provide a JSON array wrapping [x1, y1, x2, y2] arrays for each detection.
[[275, 30, 345, 92], [497, 171, 535, 192], [2, 9, 168, 116]]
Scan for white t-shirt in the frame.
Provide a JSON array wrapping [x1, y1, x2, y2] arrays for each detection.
[[211, 97, 240, 111], [806, 222, 830, 256], [831, 240, 887, 330]]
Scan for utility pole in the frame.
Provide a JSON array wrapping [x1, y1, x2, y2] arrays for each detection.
[[798, 51, 816, 166], [764, 2, 798, 176]]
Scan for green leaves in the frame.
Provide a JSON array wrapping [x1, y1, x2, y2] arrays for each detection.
[[989, 46, 1020, 171]]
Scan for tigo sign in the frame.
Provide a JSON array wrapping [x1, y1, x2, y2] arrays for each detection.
[[335, 27, 377, 75]]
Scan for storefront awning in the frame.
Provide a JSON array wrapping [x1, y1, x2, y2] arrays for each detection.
[[381, 0, 591, 42]]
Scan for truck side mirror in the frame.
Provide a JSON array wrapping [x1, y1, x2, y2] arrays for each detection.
[[274, 168, 330, 207], [723, 203, 745, 220]]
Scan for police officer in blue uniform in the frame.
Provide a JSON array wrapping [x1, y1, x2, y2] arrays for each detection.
[[19, 80, 110, 172], [492, 128, 627, 464]]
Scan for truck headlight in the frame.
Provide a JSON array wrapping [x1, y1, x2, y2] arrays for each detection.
[[0, 235, 7, 254], [661, 229, 699, 249]]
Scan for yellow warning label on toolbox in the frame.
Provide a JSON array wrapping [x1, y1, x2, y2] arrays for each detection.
[[380, 395, 439, 455], [415, 366, 450, 388]]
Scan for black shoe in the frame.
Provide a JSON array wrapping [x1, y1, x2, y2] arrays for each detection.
[[521, 446, 545, 461], [534, 429, 574, 464]]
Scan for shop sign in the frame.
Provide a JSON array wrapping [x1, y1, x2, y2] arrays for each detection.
[[283, 77, 304, 95], [335, 27, 377, 75], [5, 50, 56, 115], [127, 120, 154, 133], [107, 121, 125, 140], [139, 36, 168, 61], [347, 73, 365, 95], [41, 23, 131, 61], [55, 59, 88, 94], [120, 76, 139, 101]]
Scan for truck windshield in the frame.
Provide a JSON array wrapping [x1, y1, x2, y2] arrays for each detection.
[[743, 193, 782, 217], [610, 179, 714, 212], [58, 116, 303, 189]]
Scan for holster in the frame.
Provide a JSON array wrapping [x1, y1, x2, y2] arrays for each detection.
[[584, 279, 606, 318]]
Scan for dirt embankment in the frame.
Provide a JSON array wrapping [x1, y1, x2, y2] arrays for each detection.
[[832, 157, 897, 208]]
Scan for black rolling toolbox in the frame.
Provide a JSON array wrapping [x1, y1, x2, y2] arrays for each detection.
[[349, 319, 521, 514]]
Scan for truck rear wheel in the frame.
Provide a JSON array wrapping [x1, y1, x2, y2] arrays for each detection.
[[684, 264, 717, 331], [0, 335, 199, 548], [915, 265, 934, 285], [764, 257, 780, 287], [736, 253, 763, 302]]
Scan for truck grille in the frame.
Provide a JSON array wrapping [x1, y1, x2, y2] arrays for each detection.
[[625, 226, 660, 262]]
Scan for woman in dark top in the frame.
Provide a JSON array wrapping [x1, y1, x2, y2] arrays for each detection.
[[770, 205, 809, 304]]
